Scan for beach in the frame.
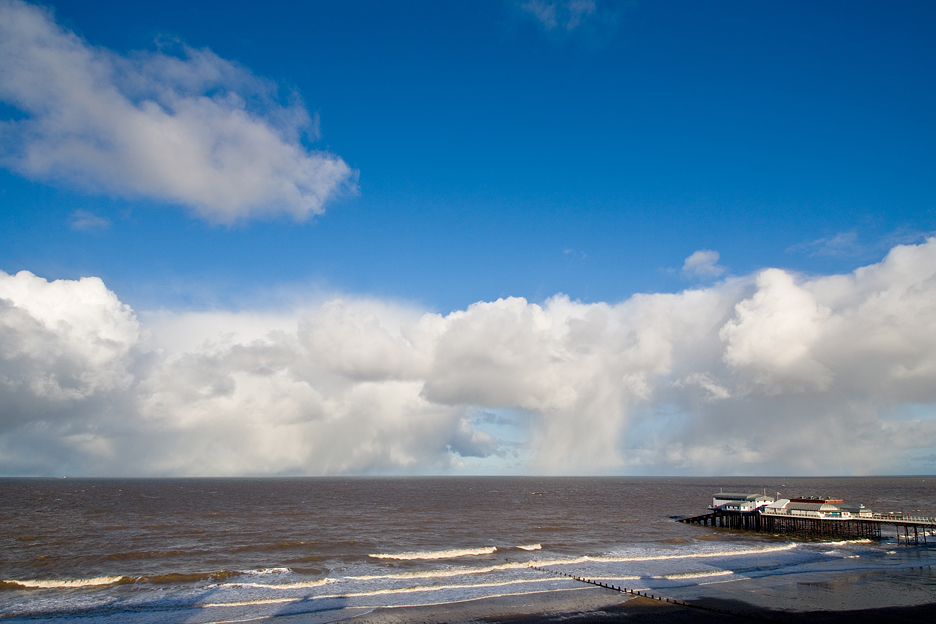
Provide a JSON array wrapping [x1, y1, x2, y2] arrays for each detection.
[[197, 590, 936, 624], [357, 595, 936, 624]]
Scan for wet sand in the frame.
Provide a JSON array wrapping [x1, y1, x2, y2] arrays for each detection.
[[213, 588, 936, 624], [206, 581, 936, 624], [352, 598, 936, 624], [347, 587, 627, 624], [339, 589, 936, 624]]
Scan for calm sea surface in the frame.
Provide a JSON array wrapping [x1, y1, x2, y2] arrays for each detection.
[[2, 477, 936, 622]]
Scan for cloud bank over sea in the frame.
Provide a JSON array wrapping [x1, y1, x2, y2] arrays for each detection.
[[2, 239, 936, 476]]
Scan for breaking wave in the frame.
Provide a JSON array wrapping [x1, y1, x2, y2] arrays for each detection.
[[533, 542, 797, 567], [660, 570, 734, 580], [134, 571, 242, 584], [203, 576, 569, 608], [348, 561, 530, 580], [2, 576, 125, 589], [369, 546, 497, 560], [241, 567, 290, 575], [221, 577, 336, 590], [3, 570, 256, 589]]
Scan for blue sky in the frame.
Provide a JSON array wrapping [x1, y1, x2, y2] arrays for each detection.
[[3, 0, 932, 312], [1, 0, 935, 476]]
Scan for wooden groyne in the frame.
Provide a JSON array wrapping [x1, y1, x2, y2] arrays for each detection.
[[681, 511, 936, 544], [527, 564, 766, 620], [529, 563, 678, 603]]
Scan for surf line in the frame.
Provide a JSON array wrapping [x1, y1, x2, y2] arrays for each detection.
[[526, 564, 771, 622]]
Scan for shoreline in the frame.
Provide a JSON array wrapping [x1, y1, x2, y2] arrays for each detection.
[[346, 593, 936, 624], [226, 587, 936, 624]]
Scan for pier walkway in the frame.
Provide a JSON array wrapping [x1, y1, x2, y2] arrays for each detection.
[[681, 510, 936, 544]]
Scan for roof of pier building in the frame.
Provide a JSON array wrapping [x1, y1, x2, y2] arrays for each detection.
[[711, 492, 775, 511], [785, 501, 841, 513], [713, 493, 773, 502], [763, 499, 872, 518]]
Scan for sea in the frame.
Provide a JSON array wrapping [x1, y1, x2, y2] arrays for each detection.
[[2, 476, 936, 623]]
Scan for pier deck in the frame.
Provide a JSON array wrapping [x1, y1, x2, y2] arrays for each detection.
[[681, 511, 936, 544]]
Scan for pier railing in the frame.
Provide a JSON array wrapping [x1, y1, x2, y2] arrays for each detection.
[[871, 513, 936, 524], [680, 509, 936, 545]]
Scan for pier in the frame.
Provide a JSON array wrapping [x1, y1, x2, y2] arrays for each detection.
[[680, 493, 936, 544]]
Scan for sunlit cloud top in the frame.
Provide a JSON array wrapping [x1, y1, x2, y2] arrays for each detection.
[[2, 239, 936, 476]]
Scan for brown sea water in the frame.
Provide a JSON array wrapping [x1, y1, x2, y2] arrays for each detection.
[[1, 476, 935, 622]]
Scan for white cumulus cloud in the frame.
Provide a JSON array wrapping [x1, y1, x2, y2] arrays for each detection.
[[720, 268, 832, 393], [0, 270, 139, 407], [681, 249, 725, 279], [2, 239, 936, 476], [0, 0, 353, 223]]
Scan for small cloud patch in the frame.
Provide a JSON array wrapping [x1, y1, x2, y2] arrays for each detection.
[[681, 249, 724, 279], [513, 0, 631, 43], [521, 0, 596, 31], [788, 232, 861, 257], [69, 210, 111, 232]]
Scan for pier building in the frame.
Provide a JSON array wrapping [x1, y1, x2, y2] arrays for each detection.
[[710, 492, 774, 512], [762, 497, 872, 519]]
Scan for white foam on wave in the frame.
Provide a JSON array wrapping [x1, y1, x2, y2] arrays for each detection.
[[369, 546, 497, 560], [203, 585, 589, 610], [591, 575, 641, 581], [534, 542, 798, 567], [4, 576, 125, 588], [203, 576, 569, 608], [517, 544, 542, 551], [220, 577, 336, 590], [659, 570, 734, 580], [348, 561, 530, 581], [241, 567, 290, 575], [333, 576, 559, 598], [699, 575, 749, 586], [366, 586, 588, 610], [822, 550, 862, 559], [202, 597, 296, 607]]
